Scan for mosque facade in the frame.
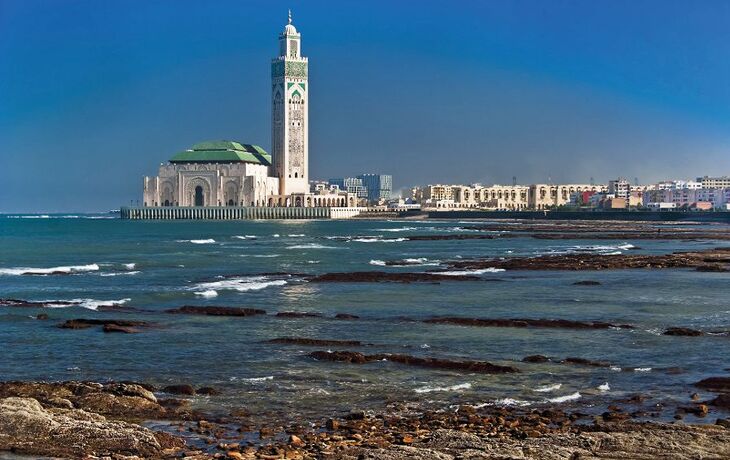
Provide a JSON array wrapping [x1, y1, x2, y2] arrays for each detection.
[[142, 13, 353, 211]]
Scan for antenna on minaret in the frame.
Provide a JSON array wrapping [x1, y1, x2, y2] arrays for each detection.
[[512, 176, 517, 187], [288, 9, 292, 24], [590, 176, 595, 185], [634, 177, 639, 186]]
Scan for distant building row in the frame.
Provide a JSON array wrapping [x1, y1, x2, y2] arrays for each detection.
[[407, 176, 730, 211], [310, 174, 393, 205]]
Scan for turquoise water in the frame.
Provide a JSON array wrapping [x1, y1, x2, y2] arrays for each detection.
[[1, 215, 729, 423]]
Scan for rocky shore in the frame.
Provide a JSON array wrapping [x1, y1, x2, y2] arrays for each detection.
[[1, 380, 729, 459]]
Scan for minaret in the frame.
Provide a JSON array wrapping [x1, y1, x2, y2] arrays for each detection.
[[271, 10, 309, 196]]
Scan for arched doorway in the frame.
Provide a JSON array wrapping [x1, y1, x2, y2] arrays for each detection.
[[194, 186, 204, 206]]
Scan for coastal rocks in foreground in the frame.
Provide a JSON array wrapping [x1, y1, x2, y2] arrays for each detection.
[[309, 271, 480, 283], [695, 377, 730, 392], [0, 397, 182, 458], [165, 306, 267, 316], [425, 317, 633, 330], [310, 350, 519, 374]]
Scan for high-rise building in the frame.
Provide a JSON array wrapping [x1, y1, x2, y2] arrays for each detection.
[[697, 176, 730, 189], [357, 174, 392, 203], [328, 177, 368, 199], [271, 10, 309, 196]]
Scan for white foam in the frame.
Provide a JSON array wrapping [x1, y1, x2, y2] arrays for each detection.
[[633, 367, 652, 372], [194, 276, 287, 292], [415, 382, 471, 394], [547, 392, 581, 403], [598, 382, 610, 392], [41, 298, 131, 310], [534, 383, 562, 393], [610, 366, 622, 372], [492, 398, 532, 407], [195, 290, 218, 298], [288, 234, 306, 237], [287, 243, 339, 249], [0, 263, 100, 276], [374, 227, 418, 232], [369, 260, 387, 266], [352, 237, 407, 243], [99, 271, 140, 277], [236, 376, 274, 383], [123, 263, 136, 269], [272, 234, 280, 237], [436, 267, 506, 276], [233, 235, 257, 240], [177, 239, 215, 244]]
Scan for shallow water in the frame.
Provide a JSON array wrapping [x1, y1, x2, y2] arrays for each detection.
[[1, 215, 729, 423]]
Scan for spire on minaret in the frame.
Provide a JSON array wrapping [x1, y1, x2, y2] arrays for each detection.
[[288, 9, 292, 24]]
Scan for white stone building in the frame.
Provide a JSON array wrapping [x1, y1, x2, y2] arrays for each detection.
[[143, 13, 349, 211]]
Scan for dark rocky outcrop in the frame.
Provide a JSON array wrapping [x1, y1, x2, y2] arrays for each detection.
[[561, 357, 612, 368], [572, 280, 602, 286], [196, 387, 221, 396], [334, 313, 360, 320], [695, 377, 730, 392], [309, 271, 480, 283], [275, 311, 323, 318], [268, 337, 363, 346], [438, 247, 730, 272], [58, 319, 152, 331], [309, 351, 519, 374], [162, 384, 196, 396], [522, 355, 551, 363], [424, 316, 633, 330], [664, 327, 704, 337], [165, 306, 266, 316]]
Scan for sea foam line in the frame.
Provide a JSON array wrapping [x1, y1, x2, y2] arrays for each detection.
[[414, 382, 472, 394], [0, 264, 100, 276]]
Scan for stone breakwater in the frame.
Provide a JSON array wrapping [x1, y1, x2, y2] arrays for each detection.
[[1, 380, 730, 459]]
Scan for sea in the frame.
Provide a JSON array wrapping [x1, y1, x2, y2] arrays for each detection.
[[1, 214, 729, 425]]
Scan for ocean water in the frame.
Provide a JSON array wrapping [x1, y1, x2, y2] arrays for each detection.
[[1, 214, 729, 423]]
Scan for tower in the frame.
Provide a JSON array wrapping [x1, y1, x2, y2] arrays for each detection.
[[271, 10, 308, 196]]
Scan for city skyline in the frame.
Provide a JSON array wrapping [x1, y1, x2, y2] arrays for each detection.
[[2, 1, 730, 212]]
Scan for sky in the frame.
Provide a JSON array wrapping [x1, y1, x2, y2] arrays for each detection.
[[1, 0, 730, 212]]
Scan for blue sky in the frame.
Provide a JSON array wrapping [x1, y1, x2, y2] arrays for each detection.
[[1, 0, 729, 212]]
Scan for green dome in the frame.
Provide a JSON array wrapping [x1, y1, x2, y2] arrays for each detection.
[[170, 140, 271, 165]]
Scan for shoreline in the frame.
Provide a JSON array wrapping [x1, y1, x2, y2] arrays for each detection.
[[1, 380, 729, 459]]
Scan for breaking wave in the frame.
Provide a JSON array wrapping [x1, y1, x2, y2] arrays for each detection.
[[40, 298, 131, 310], [436, 267, 505, 276], [287, 243, 340, 250], [352, 237, 407, 243], [177, 239, 216, 244], [233, 235, 257, 240], [194, 276, 288, 293], [99, 271, 140, 277], [414, 382, 472, 394], [374, 227, 418, 232], [194, 290, 219, 298], [547, 392, 582, 403], [0, 264, 100, 276], [533, 383, 562, 393]]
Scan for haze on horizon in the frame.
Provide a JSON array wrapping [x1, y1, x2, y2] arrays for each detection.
[[1, 0, 729, 213]]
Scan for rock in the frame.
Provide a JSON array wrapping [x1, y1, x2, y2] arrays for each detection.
[[691, 393, 700, 401], [102, 323, 139, 333], [165, 306, 266, 316], [36, 313, 49, 320], [289, 435, 304, 447], [572, 280, 601, 286], [562, 357, 612, 367], [275, 311, 323, 318], [522, 355, 551, 363], [717, 418, 730, 429], [267, 337, 362, 346], [0, 397, 183, 458], [309, 350, 519, 374], [708, 394, 730, 409], [664, 327, 704, 336], [162, 384, 196, 396], [227, 451, 246, 460], [197, 386, 221, 396], [694, 377, 730, 392], [58, 319, 152, 331], [326, 418, 340, 430], [424, 317, 633, 330], [0, 381, 167, 419], [334, 313, 360, 320], [344, 411, 366, 420]]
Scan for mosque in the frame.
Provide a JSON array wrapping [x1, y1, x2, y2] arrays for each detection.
[[139, 13, 356, 216]]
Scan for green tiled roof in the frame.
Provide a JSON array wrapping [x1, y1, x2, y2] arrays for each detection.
[[170, 140, 271, 165]]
